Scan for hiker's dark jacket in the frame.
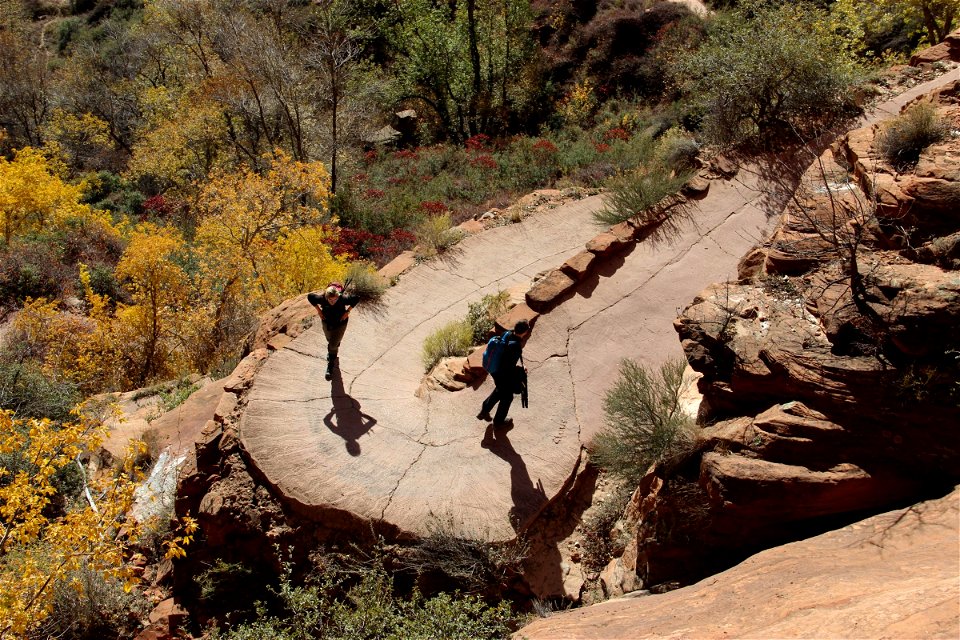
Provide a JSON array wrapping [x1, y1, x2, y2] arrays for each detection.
[[308, 292, 359, 327]]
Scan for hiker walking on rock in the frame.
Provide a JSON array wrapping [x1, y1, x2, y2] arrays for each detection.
[[308, 284, 359, 380], [477, 319, 530, 428]]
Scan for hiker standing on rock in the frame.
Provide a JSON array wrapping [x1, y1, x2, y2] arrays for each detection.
[[308, 284, 359, 380], [477, 319, 530, 428]]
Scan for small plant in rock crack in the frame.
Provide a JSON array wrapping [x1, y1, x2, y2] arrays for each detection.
[[760, 274, 802, 300], [877, 101, 951, 172], [465, 291, 511, 345], [652, 479, 712, 546], [710, 282, 743, 345]]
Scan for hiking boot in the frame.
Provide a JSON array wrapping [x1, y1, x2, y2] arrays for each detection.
[[476, 411, 493, 422], [492, 418, 513, 430], [325, 358, 334, 380]]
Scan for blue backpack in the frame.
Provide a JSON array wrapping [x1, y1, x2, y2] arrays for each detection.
[[482, 331, 512, 376]]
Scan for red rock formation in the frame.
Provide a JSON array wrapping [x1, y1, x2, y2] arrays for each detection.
[[624, 79, 960, 589]]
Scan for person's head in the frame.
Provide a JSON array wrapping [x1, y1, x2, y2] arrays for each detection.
[[514, 320, 530, 337], [324, 286, 341, 303]]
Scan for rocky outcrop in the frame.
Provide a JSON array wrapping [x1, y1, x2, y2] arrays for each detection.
[[910, 29, 960, 65], [517, 486, 960, 640], [616, 79, 960, 589]]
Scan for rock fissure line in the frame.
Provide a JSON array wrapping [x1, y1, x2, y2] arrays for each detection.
[[562, 325, 583, 441], [413, 436, 477, 448], [381, 391, 431, 519], [564, 209, 755, 335], [379, 441, 428, 521], [284, 343, 322, 359]]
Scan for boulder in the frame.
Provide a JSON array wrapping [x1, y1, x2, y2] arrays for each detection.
[[682, 175, 710, 198], [379, 250, 417, 281], [222, 349, 269, 394], [495, 303, 539, 332], [560, 250, 599, 280], [517, 487, 960, 640], [525, 269, 576, 312], [585, 232, 629, 257]]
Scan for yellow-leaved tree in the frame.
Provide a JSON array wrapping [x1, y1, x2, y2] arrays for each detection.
[[113, 223, 192, 388], [126, 85, 228, 196], [258, 226, 348, 308], [8, 267, 123, 396], [195, 150, 331, 299], [42, 110, 115, 170], [0, 408, 141, 638], [193, 151, 335, 363], [0, 147, 90, 244], [0, 145, 121, 260]]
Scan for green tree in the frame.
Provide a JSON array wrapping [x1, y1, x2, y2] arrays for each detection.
[[387, 0, 536, 141], [676, 0, 861, 148]]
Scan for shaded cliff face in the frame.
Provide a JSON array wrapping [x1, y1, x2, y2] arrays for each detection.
[[632, 80, 960, 587]]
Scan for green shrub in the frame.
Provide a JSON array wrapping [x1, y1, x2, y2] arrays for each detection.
[[422, 319, 473, 371], [877, 101, 951, 171], [196, 559, 258, 605], [604, 133, 657, 173], [85, 263, 122, 302], [0, 358, 80, 421], [579, 485, 632, 573], [594, 163, 691, 226], [208, 559, 517, 640], [158, 377, 199, 413], [414, 213, 464, 258], [590, 358, 696, 485], [676, 0, 861, 148], [465, 291, 511, 345], [656, 128, 700, 173], [82, 171, 145, 217], [344, 261, 387, 302]]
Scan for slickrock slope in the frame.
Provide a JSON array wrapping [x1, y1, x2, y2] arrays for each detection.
[[174, 70, 960, 604], [517, 487, 960, 640]]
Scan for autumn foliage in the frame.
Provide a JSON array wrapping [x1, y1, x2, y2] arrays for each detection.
[[0, 408, 139, 638]]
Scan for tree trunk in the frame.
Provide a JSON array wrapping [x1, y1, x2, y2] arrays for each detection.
[[467, 0, 482, 136]]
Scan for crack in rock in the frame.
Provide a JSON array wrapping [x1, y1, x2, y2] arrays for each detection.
[[380, 441, 427, 521], [566, 211, 749, 335], [381, 391, 434, 518]]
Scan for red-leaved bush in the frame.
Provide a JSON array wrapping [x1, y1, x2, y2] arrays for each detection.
[[465, 134, 491, 151], [604, 128, 631, 141], [469, 154, 498, 169], [419, 201, 448, 215]]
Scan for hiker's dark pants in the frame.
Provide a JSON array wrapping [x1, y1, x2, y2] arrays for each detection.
[[481, 373, 514, 423], [322, 321, 349, 357]]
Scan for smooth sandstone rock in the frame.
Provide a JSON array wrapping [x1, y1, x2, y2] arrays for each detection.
[[517, 488, 960, 640]]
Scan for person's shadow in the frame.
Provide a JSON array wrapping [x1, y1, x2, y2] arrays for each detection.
[[480, 424, 548, 532], [322, 365, 377, 456]]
